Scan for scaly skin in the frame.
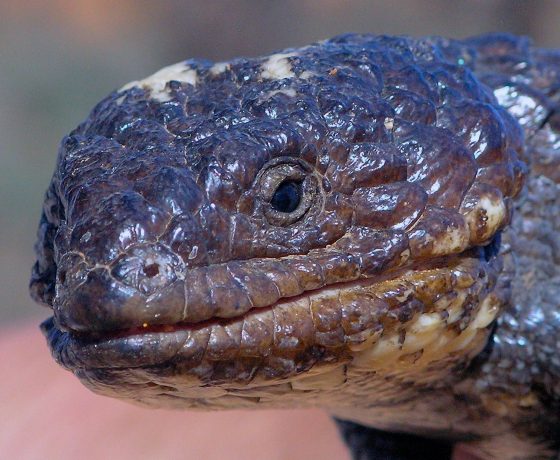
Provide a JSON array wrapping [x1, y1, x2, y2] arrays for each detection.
[[31, 34, 559, 459]]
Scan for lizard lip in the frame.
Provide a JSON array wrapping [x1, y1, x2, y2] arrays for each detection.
[[41, 267, 388, 345], [51, 249, 369, 335], [41, 249, 493, 374], [48, 252, 448, 340], [48, 273, 383, 340]]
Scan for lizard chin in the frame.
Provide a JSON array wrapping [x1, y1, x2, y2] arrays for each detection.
[[41, 242, 505, 410]]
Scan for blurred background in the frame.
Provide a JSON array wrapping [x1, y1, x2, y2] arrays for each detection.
[[0, 1, 558, 459]]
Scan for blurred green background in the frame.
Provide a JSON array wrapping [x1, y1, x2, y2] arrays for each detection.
[[1, 0, 559, 327]]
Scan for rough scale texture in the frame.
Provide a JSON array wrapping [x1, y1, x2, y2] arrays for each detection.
[[31, 34, 560, 459]]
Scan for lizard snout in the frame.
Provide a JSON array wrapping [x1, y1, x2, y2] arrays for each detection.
[[53, 243, 187, 333]]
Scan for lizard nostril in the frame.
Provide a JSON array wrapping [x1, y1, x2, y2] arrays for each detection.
[[110, 243, 185, 296], [143, 263, 160, 278]]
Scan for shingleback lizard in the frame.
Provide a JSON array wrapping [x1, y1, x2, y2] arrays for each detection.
[[30, 34, 560, 459]]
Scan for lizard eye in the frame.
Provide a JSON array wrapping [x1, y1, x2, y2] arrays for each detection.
[[270, 180, 302, 213], [257, 158, 320, 226]]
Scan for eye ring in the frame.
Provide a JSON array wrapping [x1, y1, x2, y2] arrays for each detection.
[[256, 158, 320, 226]]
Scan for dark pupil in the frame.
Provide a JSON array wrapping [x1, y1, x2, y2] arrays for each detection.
[[270, 180, 301, 213]]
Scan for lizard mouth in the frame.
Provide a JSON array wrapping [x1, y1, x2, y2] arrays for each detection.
[[42, 243, 503, 407]]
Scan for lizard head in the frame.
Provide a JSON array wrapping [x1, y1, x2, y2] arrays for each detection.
[[31, 34, 526, 409]]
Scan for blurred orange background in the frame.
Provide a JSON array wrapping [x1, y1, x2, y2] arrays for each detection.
[[1, 1, 558, 458]]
